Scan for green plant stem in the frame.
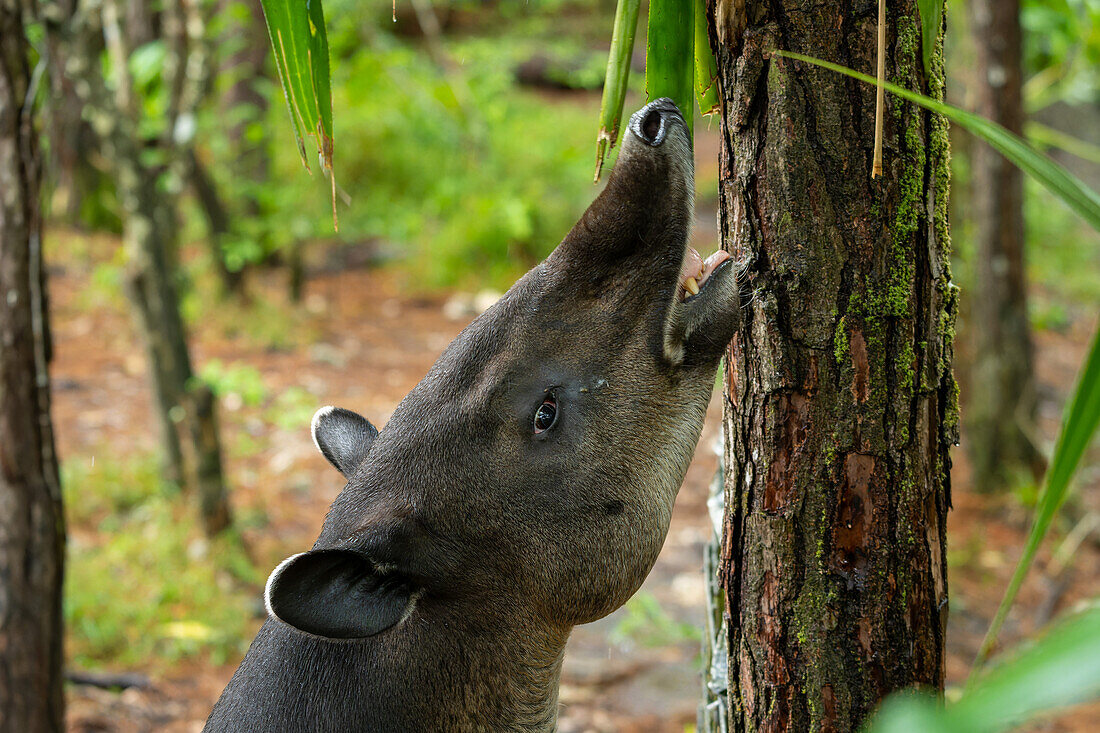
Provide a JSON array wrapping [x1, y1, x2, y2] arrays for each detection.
[[595, 0, 641, 182], [693, 0, 719, 116], [645, 0, 693, 132]]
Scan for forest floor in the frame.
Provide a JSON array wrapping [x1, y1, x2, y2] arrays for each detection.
[[48, 224, 1099, 732]]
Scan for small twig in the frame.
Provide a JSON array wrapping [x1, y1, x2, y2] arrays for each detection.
[[872, 0, 885, 178]]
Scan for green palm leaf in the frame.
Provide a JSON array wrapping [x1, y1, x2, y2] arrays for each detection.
[[260, 0, 336, 226]]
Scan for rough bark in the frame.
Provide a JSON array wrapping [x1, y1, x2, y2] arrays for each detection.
[[711, 1, 956, 730], [966, 0, 1040, 492], [0, 2, 66, 728]]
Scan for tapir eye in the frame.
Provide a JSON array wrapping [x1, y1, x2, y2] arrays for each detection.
[[533, 396, 558, 434]]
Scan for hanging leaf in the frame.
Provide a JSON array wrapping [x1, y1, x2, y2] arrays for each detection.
[[595, 0, 642, 182], [694, 0, 720, 117], [260, 0, 337, 228], [917, 0, 945, 76], [646, 0, 694, 133]]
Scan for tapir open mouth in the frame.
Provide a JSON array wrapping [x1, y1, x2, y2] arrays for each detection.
[[678, 247, 731, 302]]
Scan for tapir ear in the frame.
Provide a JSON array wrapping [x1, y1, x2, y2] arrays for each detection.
[[264, 549, 413, 639], [311, 406, 378, 477]]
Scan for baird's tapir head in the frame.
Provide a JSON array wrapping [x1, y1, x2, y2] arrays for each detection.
[[265, 100, 740, 640]]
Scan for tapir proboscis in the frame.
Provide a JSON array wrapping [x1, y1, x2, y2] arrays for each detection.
[[205, 98, 741, 732]]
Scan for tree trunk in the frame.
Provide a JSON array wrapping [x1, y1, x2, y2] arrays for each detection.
[[185, 148, 244, 297], [0, 4, 66, 728], [117, 160, 232, 534], [966, 0, 1040, 492], [709, 1, 956, 730], [49, 0, 233, 535]]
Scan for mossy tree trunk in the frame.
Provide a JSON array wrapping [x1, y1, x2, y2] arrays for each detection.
[[967, 0, 1040, 492], [708, 1, 956, 729], [0, 2, 66, 727]]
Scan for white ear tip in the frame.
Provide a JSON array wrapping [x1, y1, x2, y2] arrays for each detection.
[[264, 552, 307, 620], [310, 406, 337, 453]]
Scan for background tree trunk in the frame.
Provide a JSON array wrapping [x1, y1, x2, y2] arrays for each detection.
[[48, 0, 232, 535], [0, 2, 66, 728], [966, 0, 1040, 492], [709, 1, 956, 729]]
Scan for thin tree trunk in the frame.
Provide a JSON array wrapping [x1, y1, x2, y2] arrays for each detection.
[[0, 3, 66, 728], [222, 0, 269, 183], [710, 1, 955, 730], [48, 0, 233, 534], [967, 0, 1040, 492], [185, 148, 243, 296], [118, 161, 232, 533]]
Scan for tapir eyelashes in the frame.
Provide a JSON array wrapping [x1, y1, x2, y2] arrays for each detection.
[[533, 395, 558, 434]]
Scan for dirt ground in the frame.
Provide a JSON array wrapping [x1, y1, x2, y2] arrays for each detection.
[[48, 226, 1098, 732]]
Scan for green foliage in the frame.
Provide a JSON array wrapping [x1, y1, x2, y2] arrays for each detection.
[[224, 0, 607, 289], [595, 0, 720, 178], [917, 0, 945, 76], [865, 605, 1100, 733], [693, 0, 719, 116], [259, 0, 334, 178], [324, 31, 599, 288], [974, 323, 1100, 671], [1022, 0, 1100, 109], [775, 52, 1100, 235], [200, 359, 270, 408], [63, 453, 262, 669], [1025, 176, 1100, 313], [610, 592, 701, 648], [266, 386, 319, 431]]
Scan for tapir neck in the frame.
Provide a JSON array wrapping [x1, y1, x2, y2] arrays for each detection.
[[205, 604, 571, 732]]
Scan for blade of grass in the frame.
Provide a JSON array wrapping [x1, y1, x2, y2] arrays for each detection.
[[773, 51, 1100, 232], [595, 0, 642, 182], [972, 326, 1100, 675], [694, 0, 719, 117], [260, 0, 336, 227], [917, 0, 945, 77], [1027, 121, 1100, 165], [646, 0, 694, 134]]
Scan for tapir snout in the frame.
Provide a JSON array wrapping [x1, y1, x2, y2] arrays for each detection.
[[206, 99, 741, 732]]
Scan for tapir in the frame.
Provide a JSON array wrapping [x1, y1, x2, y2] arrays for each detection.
[[205, 98, 741, 732]]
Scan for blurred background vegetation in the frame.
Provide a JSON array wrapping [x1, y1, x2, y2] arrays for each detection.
[[16, 0, 1099, 729]]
